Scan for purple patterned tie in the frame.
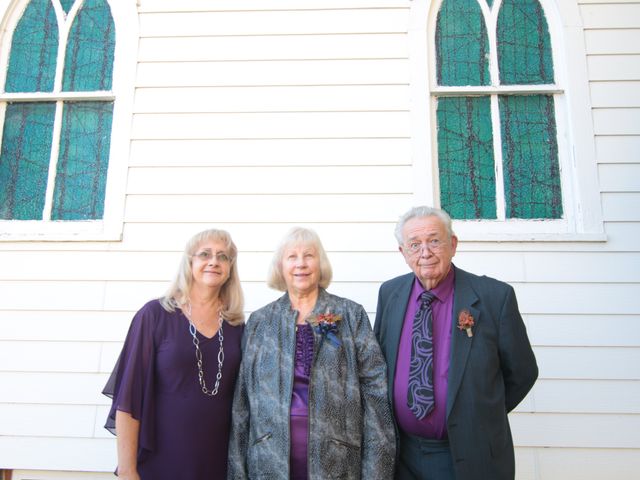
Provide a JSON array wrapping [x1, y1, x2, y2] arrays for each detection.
[[408, 290, 436, 419]]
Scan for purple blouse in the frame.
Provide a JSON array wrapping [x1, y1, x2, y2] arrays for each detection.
[[290, 324, 314, 480], [102, 299, 243, 480]]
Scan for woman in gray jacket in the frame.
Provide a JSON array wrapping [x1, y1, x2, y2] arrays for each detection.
[[228, 227, 395, 480]]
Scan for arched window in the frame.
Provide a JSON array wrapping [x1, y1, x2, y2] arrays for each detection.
[[409, 0, 603, 239], [0, 0, 135, 239]]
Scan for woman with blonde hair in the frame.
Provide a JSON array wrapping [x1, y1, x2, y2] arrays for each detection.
[[228, 227, 395, 479], [104, 229, 244, 480]]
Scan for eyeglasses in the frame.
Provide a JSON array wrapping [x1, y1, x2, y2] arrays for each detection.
[[192, 250, 232, 263], [405, 238, 447, 255]]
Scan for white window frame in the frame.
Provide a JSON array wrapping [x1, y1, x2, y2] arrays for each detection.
[[0, 0, 137, 241], [409, 0, 605, 241]]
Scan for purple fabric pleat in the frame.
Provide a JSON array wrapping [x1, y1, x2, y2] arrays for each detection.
[[290, 324, 314, 479]]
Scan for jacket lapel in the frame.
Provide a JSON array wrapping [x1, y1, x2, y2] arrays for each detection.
[[447, 267, 479, 417], [385, 274, 414, 401]]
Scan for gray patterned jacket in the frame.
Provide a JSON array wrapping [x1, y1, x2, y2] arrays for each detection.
[[227, 288, 395, 479]]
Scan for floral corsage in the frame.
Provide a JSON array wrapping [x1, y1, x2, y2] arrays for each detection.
[[457, 309, 475, 337], [307, 312, 343, 347]]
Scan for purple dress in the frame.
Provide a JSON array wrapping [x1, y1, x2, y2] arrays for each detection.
[[290, 324, 314, 480], [103, 299, 243, 480]]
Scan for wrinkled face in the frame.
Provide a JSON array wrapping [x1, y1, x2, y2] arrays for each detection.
[[399, 216, 457, 289], [190, 240, 232, 290], [281, 243, 321, 296]]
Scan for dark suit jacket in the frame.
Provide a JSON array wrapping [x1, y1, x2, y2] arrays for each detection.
[[374, 266, 538, 480]]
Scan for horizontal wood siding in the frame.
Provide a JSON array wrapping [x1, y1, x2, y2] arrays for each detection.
[[0, 1, 638, 478]]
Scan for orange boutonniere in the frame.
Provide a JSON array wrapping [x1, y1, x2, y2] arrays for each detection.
[[307, 312, 343, 346], [457, 309, 474, 337]]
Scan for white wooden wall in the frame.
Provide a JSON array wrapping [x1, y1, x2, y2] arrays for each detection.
[[0, 0, 638, 479]]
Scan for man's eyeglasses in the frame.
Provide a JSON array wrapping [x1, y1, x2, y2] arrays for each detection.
[[192, 250, 232, 263], [405, 239, 446, 255]]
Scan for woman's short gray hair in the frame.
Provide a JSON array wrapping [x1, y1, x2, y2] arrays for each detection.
[[267, 227, 333, 292], [394, 206, 455, 245]]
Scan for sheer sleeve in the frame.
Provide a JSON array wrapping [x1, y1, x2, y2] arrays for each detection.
[[102, 299, 160, 457]]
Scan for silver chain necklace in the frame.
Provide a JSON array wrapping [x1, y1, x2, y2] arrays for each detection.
[[185, 303, 224, 396]]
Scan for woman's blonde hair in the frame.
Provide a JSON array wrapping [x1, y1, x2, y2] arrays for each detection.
[[160, 229, 244, 325], [267, 227, 333, 292]]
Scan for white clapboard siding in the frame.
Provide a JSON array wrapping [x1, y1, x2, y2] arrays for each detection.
[[587, 54, 640, 81], [593, 109, 640, 135], [601, 192, 640, 221], [0, 372, 111, 405], [134, 85, 410, 113], [138, 33, 409, 61], [0, 404, 96, 437], [531, 379, 640, 413], [595, 136, 640, 163], [138, 0, 407, 11], [527, 314, 640, 346], [131, 112, 411, 139], [511, 413, 640, 448], [126, 166, 413, 194], [136, 59, 410, 87], [138, 10, 409, 37], [534, 346, 640, 380], [123, 194, 414, 222], [129, 138, 413, 167], [581, 3, 640, 28], [599, 164, 640, 191], [590, 81, 640, 108], [584, 30, 640, 55]]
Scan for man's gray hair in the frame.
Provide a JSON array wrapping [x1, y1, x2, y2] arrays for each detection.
[[393, 206, 455, 245]]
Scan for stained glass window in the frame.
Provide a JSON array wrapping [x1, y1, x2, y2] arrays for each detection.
[[435, 0, 561, 220], [0, 0, 115, 222]]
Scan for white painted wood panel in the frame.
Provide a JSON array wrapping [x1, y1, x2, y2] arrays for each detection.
[[510, 413, 640, 448], [0, 404, 96, 437], [522, 252, 640, 281], [138, 34, 408, 61], [131, 112, 411, 140], [0, 282, 107, 311], [596, 135, 640, 163], [117, 222, 401, 251], [129, 138, 412, 167], [0, 341, 102, 373], [139, 10, 409, 37], [0, 436, 115, 472], [527, 314, 640, 346], [592, 108, 640, 135], [136, 59, 410, 87], [531, 379, 640, 413], [535, 346, 640, 380], [138, 0, 408, 11], [590, 81, 640, 108], [587, 54, 640, 80], [513, 282, 640, 314], [134, 85, 410, 113], [598, 164, 640, 191], [0, 311, 132, 341], [126, 166, 412, 195], [123, 194, 414, 222], [533, 447, 640, 480], [11, 471, 114, 480], [584, 30, 640, 55], [580, 4, 640, 28], [0, 372, 110, 405], [601, 192, 640, 221]]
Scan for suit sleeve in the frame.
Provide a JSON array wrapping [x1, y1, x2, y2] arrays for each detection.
[[498, 286, 538, 412]]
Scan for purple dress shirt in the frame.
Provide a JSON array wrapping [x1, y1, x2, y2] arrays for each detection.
[[393, 267, 455, 439]]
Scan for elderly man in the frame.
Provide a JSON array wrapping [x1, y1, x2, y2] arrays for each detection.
[[374, 206, 538, 480]]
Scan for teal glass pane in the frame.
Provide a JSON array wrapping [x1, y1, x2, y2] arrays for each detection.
[[497, 0, 554, 85], [0, 103, 55, 219], [52, 101, 113, 220], [5, 0, 59, 93], [437, 96, 496, 219], [436, 0, 490, 86], [63, 0, 115, 91], [500, 95, 562, 218], [486, 0, 494, 7], [60, 0, 76, 14]]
